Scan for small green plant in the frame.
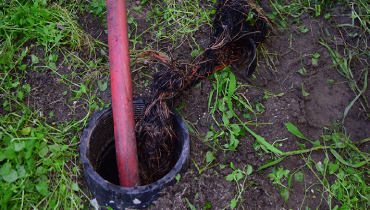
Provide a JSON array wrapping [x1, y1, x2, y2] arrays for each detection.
[[207, 67, 279, 154], [301, 83, 310, 97], [267, 166, 290, 202], [224, 162, 254, 209], [192, 151, 219, 175], [298, 25, 309, 33], [175, 174, 181, 183], [311, 52, 320, 66], [0, 1, 106, 208], [89, 0, 107, 21], [185, 197, 197, 210], [260, 122, 370, 209]]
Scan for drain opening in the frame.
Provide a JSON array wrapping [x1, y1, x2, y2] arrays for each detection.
[[87, 105, 182, 186]]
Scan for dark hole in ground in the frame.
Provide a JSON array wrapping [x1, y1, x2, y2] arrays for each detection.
[[86, 106, 182, 186]]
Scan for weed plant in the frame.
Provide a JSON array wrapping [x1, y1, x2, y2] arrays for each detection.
[[0, 0, 107, 209]]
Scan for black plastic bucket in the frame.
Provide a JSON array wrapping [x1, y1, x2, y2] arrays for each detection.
[[80, 101, 189, 209]]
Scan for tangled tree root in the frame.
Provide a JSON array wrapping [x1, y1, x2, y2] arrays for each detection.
[[136, 0, 268, 185]]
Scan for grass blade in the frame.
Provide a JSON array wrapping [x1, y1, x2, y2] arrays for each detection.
[[227, 72, 236, 111], [342, 90, 363, 124], [330, 148, 368, 168], [223, 71, 282, 155], [285, 122, 307, 140], [258, 156, 286, 171], [185, 197, 197, 210]]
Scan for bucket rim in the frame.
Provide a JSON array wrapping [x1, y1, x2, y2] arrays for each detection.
[[80, 106, 190, 194]]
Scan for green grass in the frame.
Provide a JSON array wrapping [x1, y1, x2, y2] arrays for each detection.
[[196, 0, 370, 208], [134, 0, 215, 51], [0, 0, 109, 209], [206, 67, 279, 154], [260, 121, 370, 209]]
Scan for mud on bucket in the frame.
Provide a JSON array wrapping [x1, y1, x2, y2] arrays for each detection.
[[80, 100, 190, 209]]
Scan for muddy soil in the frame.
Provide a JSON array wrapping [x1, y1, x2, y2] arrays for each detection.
[[17, 0, 370, 209]]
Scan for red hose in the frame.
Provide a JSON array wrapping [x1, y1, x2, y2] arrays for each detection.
[[106, 0, 140, 187]]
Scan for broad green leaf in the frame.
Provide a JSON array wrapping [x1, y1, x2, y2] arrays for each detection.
[[61, 145, 69, 151], [230, 124, 240, 134], [22, 84, 31, 93], [36, 166, 47, 175], [28, 158, 35, 171], [315, 162, 325, 173], [239, 128, 246, 136], [294, 171, 304, 182], [267, 173, 277, 179], [225, 174, 234, 181], [281, 188, 289, 202], [17, 165, 26, 176], [281, 169, 290, 178], [206, 151, 214, 163], [4, 147, 16, 159], [230, 134, 236, 145], [14, 141, 25, 151], [18, 90, 24, 101], [71, 183, 79, 191], [246, 165, 253, 175], [12, 82, 20, 88], [36, 181, 49, 196], [2, 169, 18, 183], [98, 79, 108, 92], [230, 198, 237, 209], [31, 54, 39, 63], [226, 110, 234, 119], [39, 146, 49, 157], [25, 139, 36, 159], [329, 163, 339, 174], [285, 122, 308, 140], [205, 131, 214, 139], [222, 113, 229, 125], [48, 62, 57, 70], [48, 144, 60, 153], [54, 34, 61, 43], [312, 58, 318, 66], [0, 162, 12, 176], [175, 174, 181, 183], [236, 172, 243, 181], [334, 187, 343, 201], [233, 139, 239, 148]]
